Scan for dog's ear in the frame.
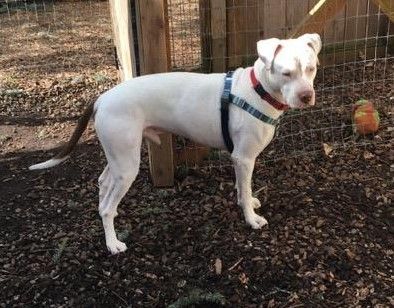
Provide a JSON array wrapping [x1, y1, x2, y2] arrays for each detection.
[[300, 33, 322, 55], [257, 38, 282, 71]]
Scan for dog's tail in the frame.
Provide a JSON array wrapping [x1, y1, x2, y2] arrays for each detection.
[[29, 102, 95, 170]]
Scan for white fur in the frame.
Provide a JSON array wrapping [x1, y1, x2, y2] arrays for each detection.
[[30, 34, 321, 254]]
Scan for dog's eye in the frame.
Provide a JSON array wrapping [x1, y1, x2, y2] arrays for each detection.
[[307, 67, 315, 73], [282, 71, 291, 77]]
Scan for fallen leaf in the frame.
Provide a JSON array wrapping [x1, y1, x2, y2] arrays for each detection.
[[363, 151, 374, 159], [238, 272, 249, 284], [345, 248, 356, 260], [177, 280, 186, 288], [323, 143, 334, 157], [145, 273, 157, 279], [316, 218, 325, 228]]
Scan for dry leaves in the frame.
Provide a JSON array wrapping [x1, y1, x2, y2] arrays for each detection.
[[323, 143, 334, 157]]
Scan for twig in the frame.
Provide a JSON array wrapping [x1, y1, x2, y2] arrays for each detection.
[[30, 249, 57, 253], [263, 287, 292, 299], [254, 186, 266, 195], [212, 228, 221, 237], [106, 287, 129, 307], [228, 257, 243, 271], [286, 304, 304, 308], [274, 287, 292, 295]]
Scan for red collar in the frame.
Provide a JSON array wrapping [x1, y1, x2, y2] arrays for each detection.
[[250, 69, 289, 111]]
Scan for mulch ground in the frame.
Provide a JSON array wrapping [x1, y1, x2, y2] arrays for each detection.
[[1, 1, 394, 307]]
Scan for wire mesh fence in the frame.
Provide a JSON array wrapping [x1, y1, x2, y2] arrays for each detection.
[[1, 0, 392, 172], [0, 0, 116, 85], [167, 0, 201, 70], [0, 0, 117, 157], [167, 0, 393, 170]]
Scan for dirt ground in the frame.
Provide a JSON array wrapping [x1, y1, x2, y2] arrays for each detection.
[[1, 1, 394, 307]]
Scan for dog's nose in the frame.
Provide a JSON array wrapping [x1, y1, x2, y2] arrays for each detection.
[[299, 90, 313, 105]]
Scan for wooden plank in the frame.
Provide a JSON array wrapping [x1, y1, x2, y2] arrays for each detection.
[[332, 0, 366, 64], [390, 7, 394, 52], [136, 0, 174, 187], [320, 45, 387, 66], [243, 0, 261, 66], [200, 0, 228, 71], [289, 0, 347, 38], [109, 0, 136, 80], [372, 0, 394, 22], [199, 0, 211, 72], [210, 0, 226, 72], [147, 133, 174, 187], [226, 0, 261, 68], [367, 0, 382, 38], [390, 24, 394, 53], [344, 0, 368, 41], [136, 0, 171, 74], [263, 0, 286, 38], [309, 0, 320, 11], [323, 1, 347, 64], [227, 0, 245, 68], [174, 143, 210, 166], [286, 0, 310, 36], [324, 2, 345, 45], [368, 0, 392, 55]]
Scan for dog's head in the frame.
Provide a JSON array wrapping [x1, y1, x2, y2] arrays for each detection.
[[256, 33, 322, 109]]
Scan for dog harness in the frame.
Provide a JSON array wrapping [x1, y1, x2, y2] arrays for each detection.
[[220, 70, 286, 153]]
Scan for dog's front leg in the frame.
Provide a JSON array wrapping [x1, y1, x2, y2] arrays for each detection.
[[232, 156, 267, 229]]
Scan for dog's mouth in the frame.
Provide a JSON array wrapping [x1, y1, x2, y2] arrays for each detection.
[[288, 95, 316, 109], [280, 90, 316, 110], [288, 100, 315, 109], [297, 102, 310, 109]]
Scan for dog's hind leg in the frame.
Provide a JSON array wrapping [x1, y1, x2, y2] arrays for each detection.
[[97, 122, 142, 254]]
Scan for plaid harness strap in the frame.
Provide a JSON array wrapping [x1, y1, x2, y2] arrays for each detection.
[[220, 71, 279, 153]]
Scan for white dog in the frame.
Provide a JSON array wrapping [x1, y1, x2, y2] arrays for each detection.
[[29, 33, 321, 254]]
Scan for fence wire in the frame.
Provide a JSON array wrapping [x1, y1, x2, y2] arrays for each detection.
[[167, 0, 393, 170], [0, 0, 116, 85], [1, 0, 392, 172]]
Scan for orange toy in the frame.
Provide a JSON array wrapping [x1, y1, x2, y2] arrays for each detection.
[[352, 99, 380, 135]]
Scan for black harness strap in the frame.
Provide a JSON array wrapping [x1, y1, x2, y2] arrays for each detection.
[[220, 72, 234, 153], [220, 71, 280, 153]]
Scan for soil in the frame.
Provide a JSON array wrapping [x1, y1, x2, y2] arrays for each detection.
[[1, 1, 393, 308]]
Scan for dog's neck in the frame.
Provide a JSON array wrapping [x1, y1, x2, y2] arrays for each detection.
[[253, 60, 285, 100], [251, 60, 285, 119]]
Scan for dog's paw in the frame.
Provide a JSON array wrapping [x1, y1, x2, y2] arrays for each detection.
[[252, 197, 261, 209], [107, 239, 127, 255], [246, 213, 268, 229]]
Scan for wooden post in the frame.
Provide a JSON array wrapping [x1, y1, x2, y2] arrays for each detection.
[[286, 0, 310, 36], [210, 0, 227, 72], [289, 0, 347, 38], [200, 0, 227, 72], [200, 0, 211, 73], [226, 0, 245, 68], [109, 0, 136, 80], [136, 0, 174, 187]]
